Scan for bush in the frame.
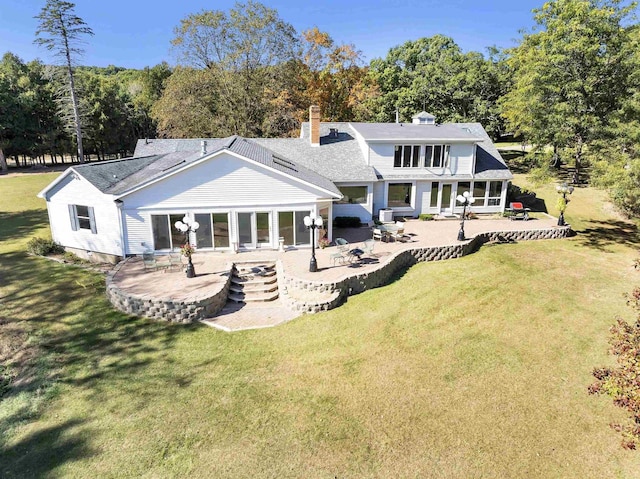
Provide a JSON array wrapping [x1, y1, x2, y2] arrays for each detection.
[[418, 214, 434, 221], [333, 216, 361, 228], [26, 237, 64, 256], [589, 280, 640, 450]]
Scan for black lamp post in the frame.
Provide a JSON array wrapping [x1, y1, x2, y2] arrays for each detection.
[[174, 216, 200, 278], [456, 191, 475, 241], [556, 182, 574, 226], [303, 214, 324, 272]]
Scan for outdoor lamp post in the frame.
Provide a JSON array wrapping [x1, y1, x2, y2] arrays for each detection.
[[303, 214, 323, 272], [556, 182, 574, 226], [456, 191, 475, 241], [174, 215, 200, 278]]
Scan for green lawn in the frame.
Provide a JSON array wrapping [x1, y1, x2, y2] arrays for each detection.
[[1, 172, 639, 478]]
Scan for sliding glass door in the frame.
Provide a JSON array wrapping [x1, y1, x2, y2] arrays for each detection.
[[237, 212, 272, 248], [194, 213, 230, 250]]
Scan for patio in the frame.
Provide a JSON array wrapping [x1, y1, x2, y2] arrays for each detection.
[[107, 215, 567, 328]]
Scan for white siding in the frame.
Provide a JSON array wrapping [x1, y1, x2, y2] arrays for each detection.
[[122, 153, 328, 209], [372, 182, 384, 215], [46, 174, 123, 256], [368, 142, 475, 177], [123, 210, 151, 255], [416, 181, 431, 215]]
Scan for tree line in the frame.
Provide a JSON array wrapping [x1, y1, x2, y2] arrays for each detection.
[[0, 0, 639, 216]]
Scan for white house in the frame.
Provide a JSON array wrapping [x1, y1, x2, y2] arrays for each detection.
[[38, 106, 512, 263]]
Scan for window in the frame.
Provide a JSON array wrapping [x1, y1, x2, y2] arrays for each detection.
[[278, 211, 310, 246], [69, 204, 97, 233], [424, 144, 450, 167], [193, 213, 230, 249], [488, 181, 503, 206], [473, 181, 487, 206], [394, 145, 421, 168], [457, 182, 471, 198], [337, 186, 367, 204], [388, 183, 413, 208], [151, 213, 187, 250], [430, 182, 439, 208]]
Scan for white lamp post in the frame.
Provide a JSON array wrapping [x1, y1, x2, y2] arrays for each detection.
[[456, 191, 475, 241], [174, 215, 200, 278], [303, 214, 324, 272]]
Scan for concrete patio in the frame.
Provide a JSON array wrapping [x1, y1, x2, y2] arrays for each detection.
[[107, 215, 568, 330]]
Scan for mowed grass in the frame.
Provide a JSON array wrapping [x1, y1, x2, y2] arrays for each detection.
[[1, 172, 640, 478]]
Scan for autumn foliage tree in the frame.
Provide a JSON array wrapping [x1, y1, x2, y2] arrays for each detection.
[[589, 282, 640, 450]]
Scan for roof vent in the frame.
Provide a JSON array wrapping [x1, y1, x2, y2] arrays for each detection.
[[201, 140, 208, 156], [329, 128, 338, 139]]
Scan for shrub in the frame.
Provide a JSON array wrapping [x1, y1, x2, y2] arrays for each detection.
[[26, 237, 64, 256], [418, 214, 434, 221], [333, 216, 361, 228], [589, 280, 640, 450]]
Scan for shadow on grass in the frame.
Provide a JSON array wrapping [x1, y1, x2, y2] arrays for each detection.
[[0, 419, 95, 478], [574, 220, 640, 251], [0, 249, 204, 474], [0, 209, 49, 243]]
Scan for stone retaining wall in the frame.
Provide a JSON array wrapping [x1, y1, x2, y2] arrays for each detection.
[[106, 226, 571, 320], [280, 226, 571, 314], [106, 258, 233, 323]]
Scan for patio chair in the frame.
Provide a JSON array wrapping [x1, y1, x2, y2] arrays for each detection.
[[142, 252, 158, 272], [168, 252, 184, 271], [372, 228, 383, 241], [361, 239, 375, 256], [335, 237, 349, 252]]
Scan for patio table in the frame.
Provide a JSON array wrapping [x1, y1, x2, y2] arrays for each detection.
[[377, 224, 399, 242]]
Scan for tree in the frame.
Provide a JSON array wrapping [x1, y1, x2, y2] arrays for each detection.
[[35, 0, 94, 163], [500, 0, 636, 183], [298, 27, 369, 122], [151, 67, 223, 138], [364, 35, 507, 139], [169, 1, 299, 137]]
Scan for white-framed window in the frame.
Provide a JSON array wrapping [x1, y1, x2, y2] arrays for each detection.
[[393, 145, 421, 168], [424, 144, 450, 168], [473, 181, 487, 207], [337, 186, 367, 204], [388, 183, 413, 208], [69, 204, 97, 233], [488, 181, 503, 206]]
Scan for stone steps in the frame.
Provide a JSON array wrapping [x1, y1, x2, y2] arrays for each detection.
[[227, 262, 279, 304]]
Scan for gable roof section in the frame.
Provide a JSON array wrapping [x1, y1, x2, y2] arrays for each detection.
[[96, 136, 341, 198], [452, 123, 513, 180]]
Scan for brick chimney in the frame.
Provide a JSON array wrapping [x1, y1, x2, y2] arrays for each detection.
[[309, 105, 320, 147]]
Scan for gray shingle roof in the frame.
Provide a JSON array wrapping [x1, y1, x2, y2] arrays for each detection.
[[349, 122, 482, 142], [254, 122, 378, 182], [90, 136, 341, 197], [76, 120, 509, 199]]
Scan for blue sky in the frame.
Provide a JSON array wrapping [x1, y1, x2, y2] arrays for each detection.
[[2, 0, 546, 68]]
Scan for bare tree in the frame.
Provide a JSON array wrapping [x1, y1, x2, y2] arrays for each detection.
[[35, 0, 93, 163]]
